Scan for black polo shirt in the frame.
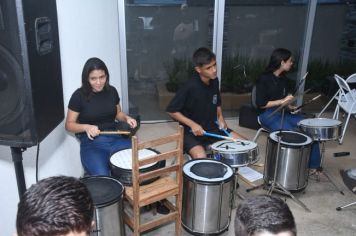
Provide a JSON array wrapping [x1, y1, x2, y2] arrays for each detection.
[[255, 72, 292, 111], [166, 73, 221, 131]]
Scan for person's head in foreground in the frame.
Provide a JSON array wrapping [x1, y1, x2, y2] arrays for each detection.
[[16, 176, 94, 236], [235, 195, 296, 236]]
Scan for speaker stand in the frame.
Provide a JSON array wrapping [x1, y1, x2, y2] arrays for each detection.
[[11, 147, 27, 197]]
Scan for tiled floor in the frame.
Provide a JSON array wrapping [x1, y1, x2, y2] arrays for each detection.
[[124, 113, 356, 236]]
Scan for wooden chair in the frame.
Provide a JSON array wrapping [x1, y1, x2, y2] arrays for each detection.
[[333, 74, 356, 144], [123, 125, 184, 236]]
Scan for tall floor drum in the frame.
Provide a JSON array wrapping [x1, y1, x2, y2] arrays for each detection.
[[82, 176, 125, 236], [265, 130, 312, 191], [182, 159, 234, 235]]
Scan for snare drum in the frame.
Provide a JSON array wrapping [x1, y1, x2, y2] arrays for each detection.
[[298, 118, 342, 141], [211, 140, 259, 167], [109, 148, 162, 186], [265, 131, 312, 191], [182, 159, 234, 235]]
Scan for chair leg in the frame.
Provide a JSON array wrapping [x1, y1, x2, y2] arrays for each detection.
[[333, 105, 340, 120], [318, 91, 338, 117], [133, 204, 140, 236], [253, 127, 267, 142], [339, 112, 352, 144], [175, 194, 182, 236], [336, 201, 356, 211]]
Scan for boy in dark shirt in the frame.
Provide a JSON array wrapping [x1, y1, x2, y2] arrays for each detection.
[[166, 47, 245, 158]]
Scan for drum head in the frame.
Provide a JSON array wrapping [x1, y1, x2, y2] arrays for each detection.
[[211, 140, 257, 153], [81, 176, 124, 208], [270, 131, 312, 146], [191, 162, 227, 179], [298, 118, 342, 127], [278, 132, 307, 143], [183, 159, 233, 183], [110, 148, 158, 170]]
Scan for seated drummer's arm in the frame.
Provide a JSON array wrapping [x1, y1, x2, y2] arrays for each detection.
[[65, 109, 99, 140], [261, 96, 294, 109], [217, 106, 246, 140], [167, 111, 204, 136], [217, 106, 228, 129]]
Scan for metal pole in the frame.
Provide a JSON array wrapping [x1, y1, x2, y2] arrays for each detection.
[[11, 147, 27, 198]]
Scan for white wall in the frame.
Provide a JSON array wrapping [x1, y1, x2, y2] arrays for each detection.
[[0, 1, 122, 235]]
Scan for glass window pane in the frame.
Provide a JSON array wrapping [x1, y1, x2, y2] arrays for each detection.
[[308, 2, 356, 104], [125, 0, 215, 120], [222, 1, 309, 116]]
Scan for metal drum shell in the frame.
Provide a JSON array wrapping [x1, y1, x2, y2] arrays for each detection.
[[109, 148, 163, 186], [211, 140, 259, 167], [182, 159, 234, 235], [264, 131, 312, 192], [81, 176, 125, 236], [298, 118, 342, 141]]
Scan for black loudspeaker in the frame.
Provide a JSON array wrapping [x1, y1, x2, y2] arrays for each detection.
[[0, 0, 63, 147]]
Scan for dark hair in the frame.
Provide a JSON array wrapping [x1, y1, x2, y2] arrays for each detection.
[[192, 47, 216, 67], [16, 176, 94, 236], [81, 57, 110, 98], [264, 48, 292, 73], [235, 195, 296, 236]]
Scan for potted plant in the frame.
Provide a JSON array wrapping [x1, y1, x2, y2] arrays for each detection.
[[164, 57, 193, 92]]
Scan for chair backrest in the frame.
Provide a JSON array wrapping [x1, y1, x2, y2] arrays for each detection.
[[251, 85, 258, 109], [334, 74, 356, 103], [346, 73, 356, 84], [131, 125, 184, 194]]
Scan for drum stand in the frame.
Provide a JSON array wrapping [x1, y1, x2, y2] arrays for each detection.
[[232, 168, 245, 208], [266, 128, 311, 212], [247, 108, 311, 212], [314, 141, 344, 195]]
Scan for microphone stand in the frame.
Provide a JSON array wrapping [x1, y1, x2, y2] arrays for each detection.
[[266, 106, 311, 212]]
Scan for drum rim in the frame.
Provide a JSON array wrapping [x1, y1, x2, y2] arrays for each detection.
[[109, 148, 159, 170], [181, 219, 230, 235], [183, 158, 234, 184], [211, 140, 257, 153], [81, 176, 124, 208], [298, 118, 342, 127], [269, 130, 312, 146], [217, 150, 259, 167]]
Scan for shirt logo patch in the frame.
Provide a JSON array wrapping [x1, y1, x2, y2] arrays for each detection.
[[212, 94, 217, 105]]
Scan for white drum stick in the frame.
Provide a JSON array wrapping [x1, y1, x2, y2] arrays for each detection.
[[99, 130, 131, 135]]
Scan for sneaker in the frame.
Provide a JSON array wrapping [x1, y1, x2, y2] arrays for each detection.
[[156, 201, 170, 215]]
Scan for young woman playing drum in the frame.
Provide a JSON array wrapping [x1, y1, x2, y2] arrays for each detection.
[[255, 48, 321, 171], [65, 57, 137, 176]]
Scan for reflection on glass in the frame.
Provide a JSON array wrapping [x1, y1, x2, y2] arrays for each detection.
[[125, 1, 214, 120], [221, 2, 308, 116], [308, 2, 356, 100]]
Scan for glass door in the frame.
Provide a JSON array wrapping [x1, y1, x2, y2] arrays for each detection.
[[124, 0, 215, 120], [221, 1, 310, 116]]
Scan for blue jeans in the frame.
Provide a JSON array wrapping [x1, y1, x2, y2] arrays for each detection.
[[259, 108, 321, 168], [78, 134, 131, 176]]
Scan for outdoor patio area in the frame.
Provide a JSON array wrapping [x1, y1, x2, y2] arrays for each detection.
[[128, 112, 356, 236]]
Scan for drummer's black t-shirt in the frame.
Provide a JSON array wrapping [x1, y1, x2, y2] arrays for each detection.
[[255, 73, 292, 112], [68, 86, 120, 128], [166, 73, 221, 131]]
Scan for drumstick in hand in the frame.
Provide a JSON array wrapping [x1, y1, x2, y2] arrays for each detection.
[[203, 131, 245, 144], [294, 94, 322, 110], [214, 121, 246, 145], [99, 130, 131, 135]]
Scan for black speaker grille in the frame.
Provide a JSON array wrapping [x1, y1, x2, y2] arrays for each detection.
[[0, 0, 63, 147]]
